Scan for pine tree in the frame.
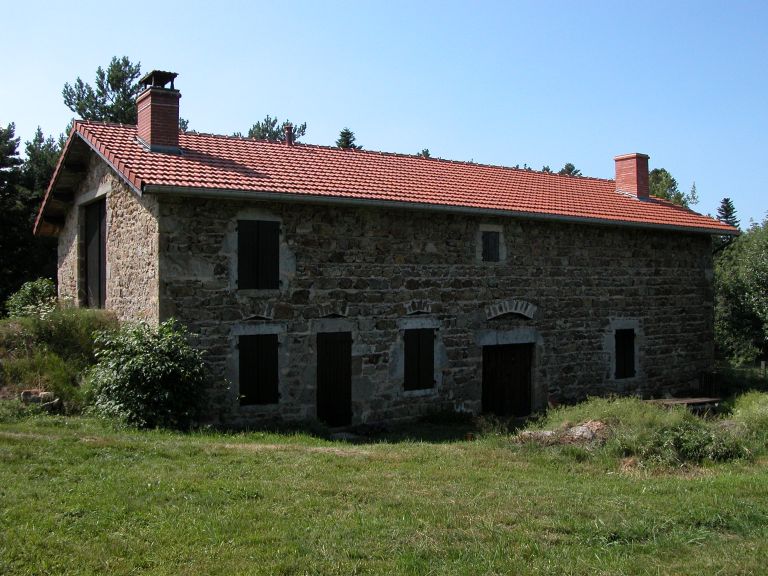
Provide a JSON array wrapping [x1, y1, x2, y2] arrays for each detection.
[[336, 127, 362, 150], [62, 56, 142, 124], [649, 168, 698, 208], [245, 115, 307, 142], [717, 197, 740, 229], [0, 123, 56, 309], [418, 148, 431, 158], [20, 127, 61, 194], [558, 163, 581, 177]]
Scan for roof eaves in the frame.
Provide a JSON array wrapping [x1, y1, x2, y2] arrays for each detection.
[[34, 123, 80, 235], [143, 184, 738, 236]]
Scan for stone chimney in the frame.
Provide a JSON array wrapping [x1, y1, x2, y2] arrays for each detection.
[[136, 70, 180, 152], [614, 153, 649, 199]]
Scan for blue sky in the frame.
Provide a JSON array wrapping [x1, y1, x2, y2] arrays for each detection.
[[3, 0, 766, 225]]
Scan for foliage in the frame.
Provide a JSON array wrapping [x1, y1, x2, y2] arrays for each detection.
[[5, 278, 56, 318], [418, 148, 431, 158], [557, 162, 581, 177], [243, 114, 307, 142], [0, 124, 57, 308], [87, 319, 207, 429], [649, 167, 698, 207], [336, 127, 362, 149], [20, 127, 61, 194], [717, 197, 740, 229], [62, 56, 142, 124], [715, 218, 768, 364], [541, 165, 552, 173]]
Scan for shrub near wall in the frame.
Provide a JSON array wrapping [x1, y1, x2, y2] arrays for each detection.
[[87, 320, 208, 429]]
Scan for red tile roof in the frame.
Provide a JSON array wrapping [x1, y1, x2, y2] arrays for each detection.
[[36, 121, 738, 235]]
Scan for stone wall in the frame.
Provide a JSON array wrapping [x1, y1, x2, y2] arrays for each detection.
[[155, 195, 715, 426], [56, 153, 160, 322]]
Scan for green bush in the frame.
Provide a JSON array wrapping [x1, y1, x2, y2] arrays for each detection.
[[86, 319, 208, 429], [5, 278, 56, 318]]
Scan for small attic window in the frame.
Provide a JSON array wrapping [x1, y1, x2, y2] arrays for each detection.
[[477, 224, 505, 263]]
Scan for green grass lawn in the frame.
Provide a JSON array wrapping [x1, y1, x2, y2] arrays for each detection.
[[1, 415, 767, 575]]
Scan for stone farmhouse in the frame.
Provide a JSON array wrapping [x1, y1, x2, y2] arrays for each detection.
[[35, 71, 737, 426]]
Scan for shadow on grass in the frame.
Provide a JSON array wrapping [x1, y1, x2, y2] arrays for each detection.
[[219, 411, 535, 444]]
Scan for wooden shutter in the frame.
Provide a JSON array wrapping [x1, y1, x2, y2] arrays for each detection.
[[615, 329, 635, 379], [237, 220, 279, 289], [482, 231, 500, 262], [404, 328, 434, 390], [239, 334, 279, 405], [85, 199, 106, 308], [257, 220, 280, 289], [237, 220, 259, 289]]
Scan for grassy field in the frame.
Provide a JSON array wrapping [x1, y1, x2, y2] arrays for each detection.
[[1, 413, 767, 575]]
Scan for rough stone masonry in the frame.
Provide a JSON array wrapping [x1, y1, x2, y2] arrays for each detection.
[[58, 153, 714, 426]]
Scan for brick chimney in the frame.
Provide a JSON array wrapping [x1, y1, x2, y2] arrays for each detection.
[[614, 153, 649, 199], [284, 123, 294, 146], [136, 70, 180, 152]]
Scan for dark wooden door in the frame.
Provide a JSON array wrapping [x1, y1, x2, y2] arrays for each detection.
[[84, 199, 106, 308], [317, 332, 352, 427], [482, 344, 533, 417]]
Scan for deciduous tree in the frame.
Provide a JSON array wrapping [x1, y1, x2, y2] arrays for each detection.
[[715, 217, 768, 364]]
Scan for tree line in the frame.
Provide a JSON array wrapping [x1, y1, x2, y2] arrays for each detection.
[[1, 56, 764, 369]]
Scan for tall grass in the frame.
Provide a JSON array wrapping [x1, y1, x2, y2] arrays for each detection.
[[0, 307, 117, 412], [531, 396, 750, 465]]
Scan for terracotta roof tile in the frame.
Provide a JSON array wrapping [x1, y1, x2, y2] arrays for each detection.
[[37, 121, 737, 235]]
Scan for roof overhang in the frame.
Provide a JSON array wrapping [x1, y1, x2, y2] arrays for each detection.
[[34, 128, 94, 237]]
